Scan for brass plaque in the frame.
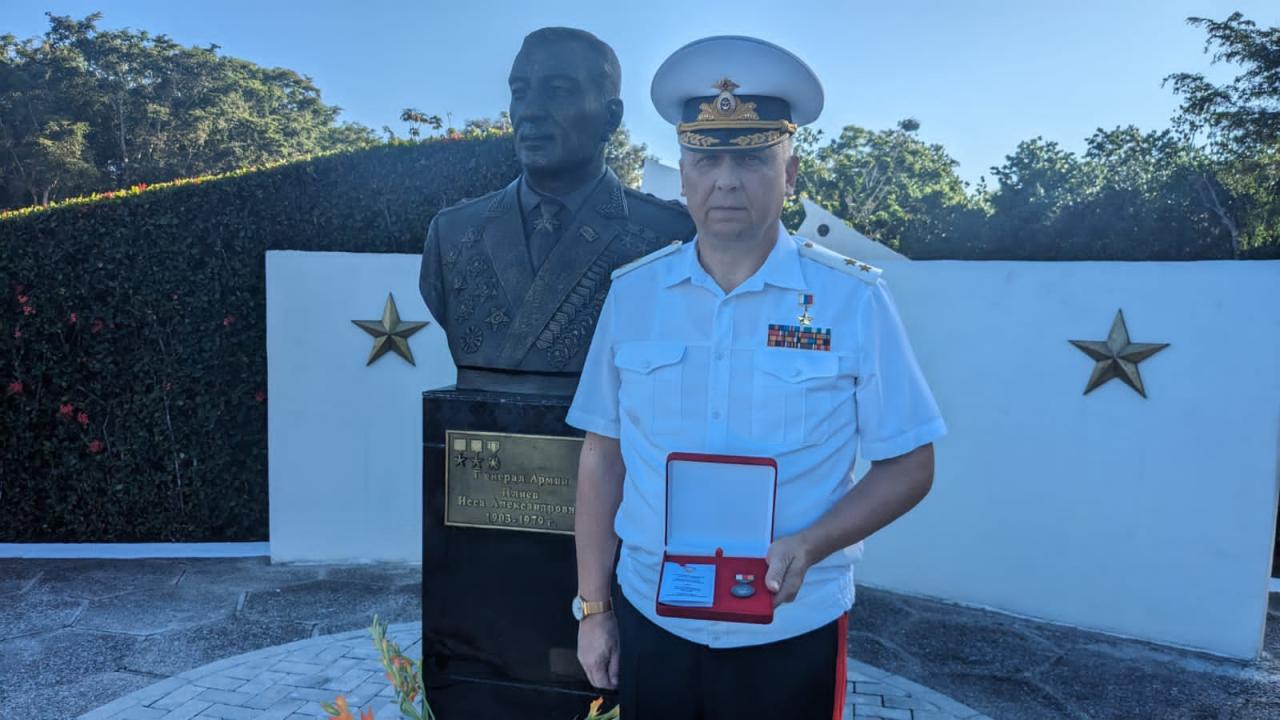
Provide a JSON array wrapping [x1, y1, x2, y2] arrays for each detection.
[[444, 430, 582, 535]]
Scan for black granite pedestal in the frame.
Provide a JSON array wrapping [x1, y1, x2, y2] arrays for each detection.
[[423, 387, 607, 718]]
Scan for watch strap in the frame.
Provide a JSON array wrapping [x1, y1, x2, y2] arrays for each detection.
[[580, 597, 612, 618]]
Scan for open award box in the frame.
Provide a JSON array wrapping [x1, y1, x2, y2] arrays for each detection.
[[656, 452, 777, 624]]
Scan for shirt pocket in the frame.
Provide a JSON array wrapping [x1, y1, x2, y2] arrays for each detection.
[[751, 349, 846, 446], [614, 341, 686, 437]]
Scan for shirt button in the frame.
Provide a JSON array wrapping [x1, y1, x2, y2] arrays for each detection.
[[715, 351, 725, 361], [711, 410, 722, 420]]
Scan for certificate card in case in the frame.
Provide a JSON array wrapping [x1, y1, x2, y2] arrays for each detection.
[[657, 452, 777, 624]]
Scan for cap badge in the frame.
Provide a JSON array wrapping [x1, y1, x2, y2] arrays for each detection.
[[697, 78, 760, 122]]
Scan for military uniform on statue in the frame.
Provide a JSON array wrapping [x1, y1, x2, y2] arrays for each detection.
[[418, 26, 693, 719]]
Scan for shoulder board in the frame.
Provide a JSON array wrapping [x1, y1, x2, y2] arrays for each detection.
[[797, 239, 883, 284], [611, 240, 683, 280]]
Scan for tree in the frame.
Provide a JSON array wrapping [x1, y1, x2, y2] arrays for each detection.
[[1165, 12, 1279, 257], [788, 120, 984, 257], [0, 13, 377, 210]]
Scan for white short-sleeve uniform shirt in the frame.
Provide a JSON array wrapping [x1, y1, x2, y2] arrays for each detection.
[[567, 223, 946, 648]]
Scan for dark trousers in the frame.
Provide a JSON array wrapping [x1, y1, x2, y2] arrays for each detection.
[[615, 594, 847, 720]]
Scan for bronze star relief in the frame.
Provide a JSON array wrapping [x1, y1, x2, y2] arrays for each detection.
[[352, 294, 429, 366], [1069, 309, 1168, 398]]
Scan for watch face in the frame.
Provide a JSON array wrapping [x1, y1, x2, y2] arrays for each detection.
[[571, 596, 584, 621]]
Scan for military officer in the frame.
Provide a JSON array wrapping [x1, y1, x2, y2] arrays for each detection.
[[566, 36, 947, 718], [419, 27, 696, 395]]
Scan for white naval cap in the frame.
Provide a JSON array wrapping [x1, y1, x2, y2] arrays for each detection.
[[651, 35, 824, 151]]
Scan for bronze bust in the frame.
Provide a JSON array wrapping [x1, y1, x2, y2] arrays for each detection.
[[419, 27, 695, 395]]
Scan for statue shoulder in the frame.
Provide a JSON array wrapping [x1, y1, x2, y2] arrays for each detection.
[[795, 237, 883, 284], [611, 240, 684, 281], [430, 186, 509, 231], [622, 188, 696, 238]]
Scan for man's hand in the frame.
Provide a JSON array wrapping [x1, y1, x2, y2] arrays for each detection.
[[577, 612, 620, 689], [765, 532, 815, 608]]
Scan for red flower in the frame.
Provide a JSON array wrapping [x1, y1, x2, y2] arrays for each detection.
[[22, 305, 35, 316], [222, 314, 235, 327], [16, 294, 28, 304], [68, 312, 78, 324], [254, 389, 266, 403], [6, 380, 22, 395], [59, 403, 74, 418], [136, 183, 148, 191], [12, 328, 21, 338], [87, 439, 105, 454], [76, 411, 89, 427], [91, 319, 104, 333]]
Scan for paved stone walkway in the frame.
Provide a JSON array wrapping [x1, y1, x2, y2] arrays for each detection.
[[5, 558, 1278, 719], [76, 622, 987, 720]]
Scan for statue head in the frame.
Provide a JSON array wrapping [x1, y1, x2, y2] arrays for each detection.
[[508, 28, 624, 183]]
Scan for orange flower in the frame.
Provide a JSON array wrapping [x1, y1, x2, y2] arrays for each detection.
[[360, 709, 374, 720]]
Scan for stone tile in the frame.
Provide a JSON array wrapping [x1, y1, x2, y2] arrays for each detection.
[[242, 683, 295, 710], [1, 632, 144, 718], [0, 559, 42, 596], [0, 587, 85, 639], [110, 706, 168, 720], [191, 675, 248, 692], [847, 632, 923, 679], [911, 711, 964, 720], [849, 692, 883, 706], [322, 564, 422, 587], [241, 580, 420, 634], [929, 672, 1070, 720], [198, 704, 258, 720], [32, 559, 186, 600], [193, 687, 254, 705], [156, 700, 214, 720], [173, 558, 326, 594], [853, 705, 911, 719], [79, 585, 242, 637], [151, 684, 205, 711], [321, 668, 373, 693], [122, 617, 313, 677], [255, 699, 308, 720], [882, 694, 939, 711], [272, 660, 326, 675], [895, 614, 1057, 676], [854, 682, 909, 697]]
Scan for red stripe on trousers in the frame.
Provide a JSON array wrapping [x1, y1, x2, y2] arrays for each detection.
[[832, 613, 848, 720]]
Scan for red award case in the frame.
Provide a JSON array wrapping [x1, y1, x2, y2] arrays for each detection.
[[656, 452, 778, 624]]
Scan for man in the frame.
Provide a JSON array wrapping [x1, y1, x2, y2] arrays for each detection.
[[419, 27, 695, 396], [565, 36, 947, 718]]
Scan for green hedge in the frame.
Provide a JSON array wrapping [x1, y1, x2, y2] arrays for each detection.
[[0, 136, 521, 542]]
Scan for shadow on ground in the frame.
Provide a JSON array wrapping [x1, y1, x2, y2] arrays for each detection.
[[1, 557, 1276, 720], [848, 585, 1280, 720]]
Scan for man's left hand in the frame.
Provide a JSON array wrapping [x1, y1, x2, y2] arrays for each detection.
[[764, 532, 814, 607]]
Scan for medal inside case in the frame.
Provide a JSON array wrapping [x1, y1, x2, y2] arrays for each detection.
[[657, 452, 778, 624]]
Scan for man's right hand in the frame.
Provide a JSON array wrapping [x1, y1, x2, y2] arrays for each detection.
[[577, 611, 620, 689]]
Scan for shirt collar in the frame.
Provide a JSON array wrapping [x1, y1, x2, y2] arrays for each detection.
[[661, 222, 808, 292], [518, 168, 607, 217]]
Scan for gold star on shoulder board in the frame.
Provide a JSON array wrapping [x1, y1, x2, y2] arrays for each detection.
[[1069, 309, 1168, 398], [352, 294, 429, 366]]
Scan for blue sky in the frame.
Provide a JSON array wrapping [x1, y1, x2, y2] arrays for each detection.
[[8, 1, 1277, 186]]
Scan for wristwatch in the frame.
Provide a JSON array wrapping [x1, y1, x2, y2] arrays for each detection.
[[571, 595, 612, 621]]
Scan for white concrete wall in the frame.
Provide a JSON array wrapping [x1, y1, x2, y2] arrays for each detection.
[[266, 250, 1280, 658], [855, 260, 1280, 660], [266, 251, 454, 563]]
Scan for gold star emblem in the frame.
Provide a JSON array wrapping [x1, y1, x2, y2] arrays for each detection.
[[352, 294, 429, 366], [1069, 309, 1168, 398]]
